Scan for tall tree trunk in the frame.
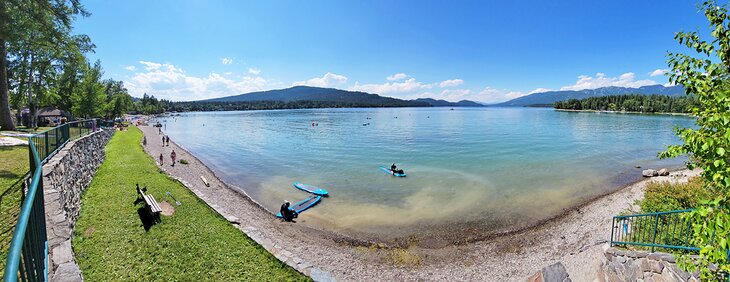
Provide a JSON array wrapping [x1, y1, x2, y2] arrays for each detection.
[[27, 52, 36, 128], [0, 0, 15, 130]]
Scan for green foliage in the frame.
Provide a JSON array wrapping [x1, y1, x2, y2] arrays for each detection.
[[71, 60, 106, 118], [103, 79, 134, 119], [74, 127, 307, 281], [639, 177, 713, 213], [660, 1, 730, 279], [554, 94, 698, 113], [179, 159, 189, 165]]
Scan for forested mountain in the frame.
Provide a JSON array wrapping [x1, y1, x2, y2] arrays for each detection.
[[412, 98, 484, 107], [204, 86, 428, 106], [496, 85, 685, 107], [553, 94, 698, 113]]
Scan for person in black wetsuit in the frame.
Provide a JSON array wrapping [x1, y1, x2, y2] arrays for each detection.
[[391, 163, 397, 172], [280, 201, 298, 222]]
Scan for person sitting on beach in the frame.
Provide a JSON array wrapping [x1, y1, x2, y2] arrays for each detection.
[[280, 201, 298, 222]]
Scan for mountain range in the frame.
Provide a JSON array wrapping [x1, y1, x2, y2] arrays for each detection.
[[495, 85, 685, 107], [202, 86, 484, 107]]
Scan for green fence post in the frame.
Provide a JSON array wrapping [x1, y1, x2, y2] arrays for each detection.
[[651, 214, 660, 252]]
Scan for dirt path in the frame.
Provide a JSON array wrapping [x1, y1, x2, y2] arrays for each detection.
[[138, 123, 698, 281]]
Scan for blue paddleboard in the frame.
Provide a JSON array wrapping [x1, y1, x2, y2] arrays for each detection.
[[293, 182, 329, 196], [276, 196, 322, 218], [380, 166, 406, 177]]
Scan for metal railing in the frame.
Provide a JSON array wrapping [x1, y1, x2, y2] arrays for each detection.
[[29, 119, 98, 165], [610, 209, 699, 252], [4, 119, 99, 282]]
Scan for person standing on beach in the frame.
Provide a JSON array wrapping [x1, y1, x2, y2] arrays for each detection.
[[166, 136, 170, 146], [159, 153, 164, 165], [170, 150, 177, 166], [162, 136, 165, 146]]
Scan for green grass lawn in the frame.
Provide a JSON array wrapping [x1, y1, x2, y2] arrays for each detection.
[[0, 145, 29, 272], [73, 127, 307, 281]]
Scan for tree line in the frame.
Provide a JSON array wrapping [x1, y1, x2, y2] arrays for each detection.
[[165, 100, 430, 112], [0, 0, 137, 130], [553, 94, 698, 113]]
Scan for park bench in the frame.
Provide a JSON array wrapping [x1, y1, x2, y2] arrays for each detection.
[[136, 184, 162, 223]]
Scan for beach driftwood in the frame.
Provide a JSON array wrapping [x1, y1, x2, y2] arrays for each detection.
[[200, 175, 210, 187]]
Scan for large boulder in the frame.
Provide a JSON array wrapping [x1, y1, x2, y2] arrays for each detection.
[[528, 262, 571, 282], [642, 169, 658, 177], [658, 168, 669, 176]]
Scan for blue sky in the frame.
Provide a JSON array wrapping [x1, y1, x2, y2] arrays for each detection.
[[75, 0, 711, 102]]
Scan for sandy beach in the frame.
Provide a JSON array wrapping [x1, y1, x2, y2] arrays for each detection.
[[138, 123, 699, 281]]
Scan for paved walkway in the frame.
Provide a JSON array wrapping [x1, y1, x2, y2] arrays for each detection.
[[0, 136, 28, 146]]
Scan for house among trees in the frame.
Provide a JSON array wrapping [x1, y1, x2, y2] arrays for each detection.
[[17, 107, 70, 127]]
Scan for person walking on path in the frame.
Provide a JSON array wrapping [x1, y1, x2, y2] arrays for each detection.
[[143, 136, 147, 146], [162, 136, 165, 146], [170, 150, 177, 166], [166, 136, 170, 146], [159, 153, 164, 165]]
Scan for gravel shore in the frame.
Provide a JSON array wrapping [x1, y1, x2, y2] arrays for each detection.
[[138, 123, 698, 281]]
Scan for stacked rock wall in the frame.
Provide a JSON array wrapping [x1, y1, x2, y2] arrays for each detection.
[[42, 129, 114, 281], [599, 247, 700, 281]]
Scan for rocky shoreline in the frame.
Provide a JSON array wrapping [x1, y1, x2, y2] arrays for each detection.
[[137, 122, 699, 281]]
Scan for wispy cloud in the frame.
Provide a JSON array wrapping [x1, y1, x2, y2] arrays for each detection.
[[649, 69, 667, 77], [351, 78, 434, 94], [386, 73, 408, 81], [292, 72, 348, 87], [124, 65, 136, 71], [439, 79, 464, 87], [559, 72, 657, 91], [124, 61, 276, 101], [248, 67, 261, 75], [221, 57, 234, 65], [528, 88, 553, 94]]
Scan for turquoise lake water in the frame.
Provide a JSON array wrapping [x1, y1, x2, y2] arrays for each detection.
[[161, 107, 695, 243]]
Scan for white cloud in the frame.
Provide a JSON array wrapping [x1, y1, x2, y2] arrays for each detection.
[[649, 69, 667, 77], [292, 72, 348, 87], [124, 65, 136, 71], [221, 58, 234, 65], [559, 72, 657, 91], [248, 68, 261, 75], [124, 61, 275, 101], [528, 88, 553, 94], [139, 61, 162, 71], [439, 79, 464, 87], [386, 73, 408, 81], [351, 78, 434, 94]]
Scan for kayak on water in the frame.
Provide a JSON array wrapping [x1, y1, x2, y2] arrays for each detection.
[[276, 196, 322, 218], [380, 166, 406, 177], [293, 182, 329, 196]]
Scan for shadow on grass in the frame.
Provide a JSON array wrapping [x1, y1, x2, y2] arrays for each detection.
[[135, 204, 155, 232]]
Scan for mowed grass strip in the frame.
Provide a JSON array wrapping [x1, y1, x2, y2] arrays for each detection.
[[0, 145, 29, 272], [73, 127, 308, 281]]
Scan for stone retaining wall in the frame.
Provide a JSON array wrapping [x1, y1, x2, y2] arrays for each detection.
[[598, 247, 700, 281], [42, 129, 114, 282]]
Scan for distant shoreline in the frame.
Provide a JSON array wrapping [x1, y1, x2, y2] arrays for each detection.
[[554, 108, 693, 117]]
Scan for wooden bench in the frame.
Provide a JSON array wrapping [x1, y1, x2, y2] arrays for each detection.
[[200, 175, 210, 187], [136, 184, 162, 223]]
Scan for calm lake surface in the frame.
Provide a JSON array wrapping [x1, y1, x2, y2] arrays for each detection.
[[162, 107, 694, 243]]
